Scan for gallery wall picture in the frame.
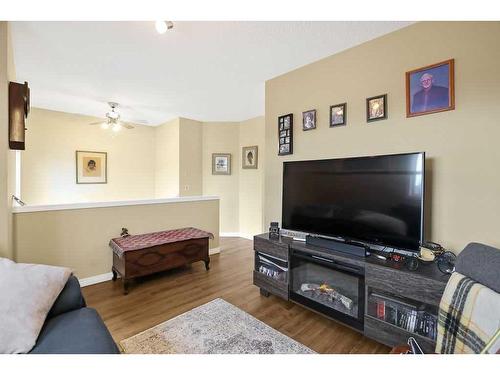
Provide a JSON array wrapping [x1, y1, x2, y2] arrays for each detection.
[[366, 94, 387, 122], [212, 153, 231, 175], [278, 113, 293, 156], [302, 109, 316, 131], [242, 146, 258, 169], [406, 58, 455, 117], [76, 151, 107, 184], [330, 103, 347, 127]]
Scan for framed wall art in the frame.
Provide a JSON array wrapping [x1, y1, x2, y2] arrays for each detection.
[[406, 59, 455, 117], [278, 113, 293, 156], [302, 109, 316, 131], [76, 151, 107, 184], [366, 94, 387, 122], [212, 153, 231, 175], [242, 146, 258, 169], [330, 103, 346, 127]]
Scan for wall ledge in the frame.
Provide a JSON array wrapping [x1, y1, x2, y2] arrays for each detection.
[[12, 195, 220, 214]]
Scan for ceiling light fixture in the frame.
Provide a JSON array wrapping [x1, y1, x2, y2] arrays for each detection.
[[155, 21, 174, 34]]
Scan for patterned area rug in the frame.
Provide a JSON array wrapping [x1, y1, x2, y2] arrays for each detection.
[[120, 298, 315, 354]]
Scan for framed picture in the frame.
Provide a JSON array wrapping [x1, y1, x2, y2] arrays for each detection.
[[366, 94, 387, 122], [278, 114, 293, 156], [406, 59, 455, 117], [302, 109, 316, 131], [76, 151, 107, 184], [212, 153, 231, 175], [330, 103, 346, 127], [242, 146, 258, 169]]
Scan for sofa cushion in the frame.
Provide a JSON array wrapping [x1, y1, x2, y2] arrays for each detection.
[[455, 242, 500, 294], [0, 258, 71, 354], [30, 307, 120, 354], [47, 275, 86, 319]]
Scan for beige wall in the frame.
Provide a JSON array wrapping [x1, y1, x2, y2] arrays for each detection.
[[179, 118, 203, 196], [265, 21, 500, 252], [21, 108, 156, 205], [155, 118, 180, 197], [0, 22, 17, 259], [13, 199, 220, 279], [20, 108, 266, 236], [202, 122, 240, 233], [239, 116, 265, 237]]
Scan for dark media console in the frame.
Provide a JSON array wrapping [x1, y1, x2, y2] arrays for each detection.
[[253, 233, 450, 352]]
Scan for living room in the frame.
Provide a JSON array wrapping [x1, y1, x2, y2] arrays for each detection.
[[1, 1, 499, 374]]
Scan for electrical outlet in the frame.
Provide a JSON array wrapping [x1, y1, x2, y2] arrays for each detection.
[[184, 185, 189, 191]]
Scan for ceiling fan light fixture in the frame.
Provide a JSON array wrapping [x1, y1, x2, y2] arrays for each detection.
[[100, 121, 110, 130], [112, 123, 122, 132], [155, 21, 173, 34]]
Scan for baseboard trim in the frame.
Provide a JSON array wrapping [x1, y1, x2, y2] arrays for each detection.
[[209, 246, 221, 255], [80, 247, 222, 287], [220, 232, 254, 240], [79, 272, 114, 287], [220, 232, 240, 237]]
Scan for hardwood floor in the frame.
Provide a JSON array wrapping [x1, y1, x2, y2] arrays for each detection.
[[82, 237, 390, 354]]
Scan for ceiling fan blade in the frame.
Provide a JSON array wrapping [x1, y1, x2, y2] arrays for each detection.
[[89, 121, 106, 125], [122, 122, 135, 129]]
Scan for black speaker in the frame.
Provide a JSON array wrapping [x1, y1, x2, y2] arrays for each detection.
[[305, 235, 368, 257]]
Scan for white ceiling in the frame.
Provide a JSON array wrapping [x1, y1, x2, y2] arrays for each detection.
[[11, 21, 411, 125]]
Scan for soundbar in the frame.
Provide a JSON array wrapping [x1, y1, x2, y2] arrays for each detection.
[[305, 235, 368, 257]]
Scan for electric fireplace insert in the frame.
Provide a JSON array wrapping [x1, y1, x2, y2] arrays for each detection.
[[289, 249, 365, 331]]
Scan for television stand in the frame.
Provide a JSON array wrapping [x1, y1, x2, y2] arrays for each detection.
[[253, 233, 450, 353], [305, 235, 368, 257]]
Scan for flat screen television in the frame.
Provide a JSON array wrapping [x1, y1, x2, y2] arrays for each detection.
[[282, 152, 425, 251]]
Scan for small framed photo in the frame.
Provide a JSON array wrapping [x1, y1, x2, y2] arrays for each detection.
[[302, 109, 316, 131], [330, 103, 346, 127], [279, 144, 290, 154], [366, 94, 387, 122], [283, 116, 291, 130], [242, 146, 258, 169], [278, 114, 293, 156], [212, 153, 231, 175], [76, 151, 107, 184], [406, 59, 455, 117]]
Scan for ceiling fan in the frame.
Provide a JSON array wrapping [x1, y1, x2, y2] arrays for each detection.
[[89, 102, 134, 131]]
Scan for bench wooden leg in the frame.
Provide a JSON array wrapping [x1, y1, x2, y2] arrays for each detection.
[[204, 259, 210, 271], [260, 288, 271, 297], [112, 268, 118, 281]]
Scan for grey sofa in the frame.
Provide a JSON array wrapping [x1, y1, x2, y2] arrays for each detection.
[[29, 276, 120, 354]]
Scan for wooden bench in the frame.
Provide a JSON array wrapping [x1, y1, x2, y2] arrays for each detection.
[[109, 227, 213, 294]]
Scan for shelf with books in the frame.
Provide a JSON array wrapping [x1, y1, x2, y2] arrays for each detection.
[[366, 288, 438, 341]]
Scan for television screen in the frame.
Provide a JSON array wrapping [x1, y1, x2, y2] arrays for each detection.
[[282, 152, 425, 251]]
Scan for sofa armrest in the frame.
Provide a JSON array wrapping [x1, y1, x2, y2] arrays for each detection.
[[47, 275, 86, 318]]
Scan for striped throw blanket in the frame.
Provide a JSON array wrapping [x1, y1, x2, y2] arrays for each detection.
[[436, 272, 500, 354]]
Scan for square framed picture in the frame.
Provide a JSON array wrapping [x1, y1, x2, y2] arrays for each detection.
[[366, 94, 387, 122], [242, 146, 258, 169], [76, 151, 107, 184], [278, 114, 293, 156], [330, 103, 346, 127], [212, 153, 231, 175], [302, 109, 316, 131], [406, 59, 455, 117]]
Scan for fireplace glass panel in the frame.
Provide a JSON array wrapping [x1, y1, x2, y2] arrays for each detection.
[[291, 259, 360, 319]]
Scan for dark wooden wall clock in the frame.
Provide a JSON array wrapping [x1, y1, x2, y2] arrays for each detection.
[[9, 81, 30, 150]]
